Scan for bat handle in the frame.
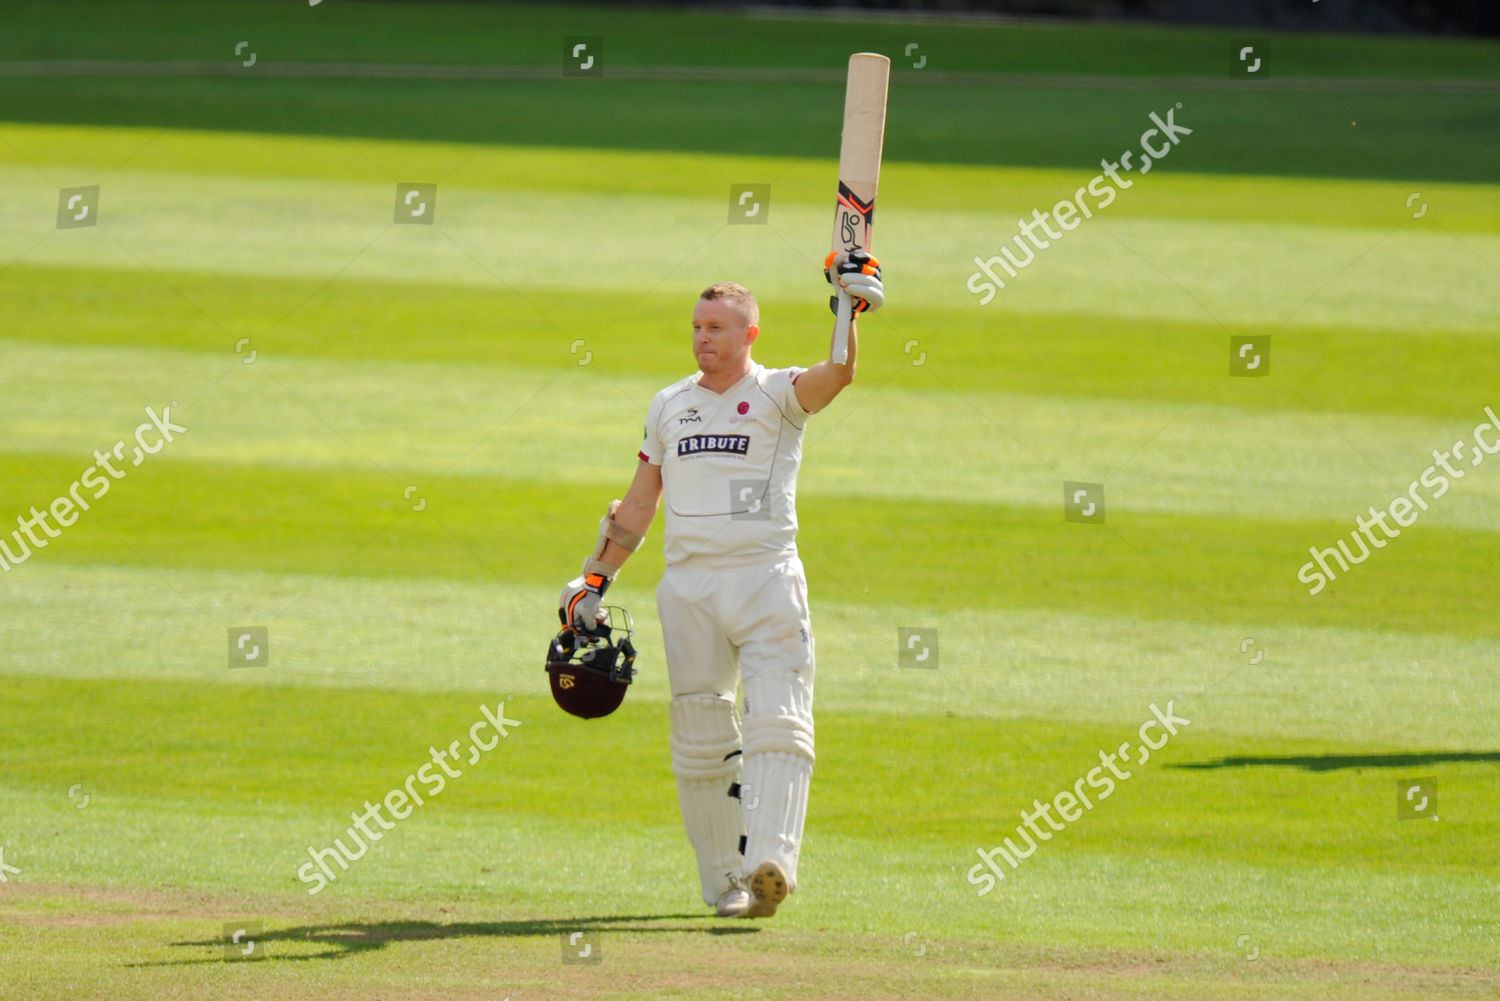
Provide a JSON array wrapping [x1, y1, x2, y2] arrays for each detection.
[[832, 290, 853, 364]]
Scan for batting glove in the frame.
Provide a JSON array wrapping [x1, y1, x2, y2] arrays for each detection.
[[824, 250, 883, 316], [559, 570, 610, 635]]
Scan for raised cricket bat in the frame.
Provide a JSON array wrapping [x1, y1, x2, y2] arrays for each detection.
[[830, 52, 890, 364]]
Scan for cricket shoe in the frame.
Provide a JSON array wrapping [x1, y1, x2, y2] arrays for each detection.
[[715, 887, 751, 918], [745, 861, 789, 919]]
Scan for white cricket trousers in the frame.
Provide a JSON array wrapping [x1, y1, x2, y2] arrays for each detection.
[[657, 554, 816, 905]]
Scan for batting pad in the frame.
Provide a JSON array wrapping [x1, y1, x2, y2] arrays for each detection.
[[740, 671, 815, 892], [670, 693, 746, 905]]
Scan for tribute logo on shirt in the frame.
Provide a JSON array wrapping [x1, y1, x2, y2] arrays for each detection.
[[677, 434, 750, 456]]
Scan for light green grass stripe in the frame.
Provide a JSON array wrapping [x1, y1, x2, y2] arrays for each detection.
[[3, 157, 1497, 330], [4, 563, 1498, 744], [4, 339, 1500, 530], [3, 123, 1499, 228]]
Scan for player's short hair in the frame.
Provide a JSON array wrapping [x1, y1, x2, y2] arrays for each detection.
[[699, 282, 759, 328]]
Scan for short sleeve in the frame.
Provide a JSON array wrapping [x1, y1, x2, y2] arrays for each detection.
[[779, 367, 812, 424], [640, 392, 665, 465]]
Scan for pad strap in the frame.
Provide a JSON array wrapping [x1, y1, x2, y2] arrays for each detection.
[[604, 517, 644, 552], [583, 557, 620, 579], [587, 499, 642, 574]]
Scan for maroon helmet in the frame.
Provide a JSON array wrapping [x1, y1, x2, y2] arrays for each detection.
[[546, 606, 637, 719]]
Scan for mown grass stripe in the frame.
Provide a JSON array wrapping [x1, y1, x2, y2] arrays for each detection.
[[1, 451, 1496, 637]]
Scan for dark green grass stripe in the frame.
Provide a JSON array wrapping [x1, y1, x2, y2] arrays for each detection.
[[1, 453, 1496, 636], [3, 1, 1498, 80], [5, 74, 1498, 182], [4, 2, 1498, 179], [1, 675, 1493, 872], [3, 265, 1495, 420]]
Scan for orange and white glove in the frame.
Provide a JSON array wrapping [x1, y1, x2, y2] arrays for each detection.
[[824, 249, 883, 315], [559, 567, 612, 635]]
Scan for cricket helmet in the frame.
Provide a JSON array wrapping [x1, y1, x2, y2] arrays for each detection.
[[545, 605, 637, 719]]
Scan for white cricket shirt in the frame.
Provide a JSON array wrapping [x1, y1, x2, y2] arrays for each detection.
[[640, 362, 810, 567]]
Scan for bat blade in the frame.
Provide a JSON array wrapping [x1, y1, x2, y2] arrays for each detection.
[[830, 52, 889, 363]]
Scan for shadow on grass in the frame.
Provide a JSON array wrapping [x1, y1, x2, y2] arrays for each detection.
[[153, 914, 756, 966], [1172, 751, 1500, 771]]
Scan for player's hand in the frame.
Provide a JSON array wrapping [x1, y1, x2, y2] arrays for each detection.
[[824, 250, 883, 316], [559, 571, 611, 635]]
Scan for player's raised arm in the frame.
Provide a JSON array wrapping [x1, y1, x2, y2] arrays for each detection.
[[795, 251, 883, 414], [558, 458, 662, 633]]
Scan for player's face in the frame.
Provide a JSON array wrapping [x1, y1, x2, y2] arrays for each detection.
[[691, 299, 757, 376]]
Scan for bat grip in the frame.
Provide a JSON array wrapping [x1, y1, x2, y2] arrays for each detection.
[[832, 290, 853, 364]]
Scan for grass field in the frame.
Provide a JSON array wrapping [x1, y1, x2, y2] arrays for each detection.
[[1, 3, 1498, 999]]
